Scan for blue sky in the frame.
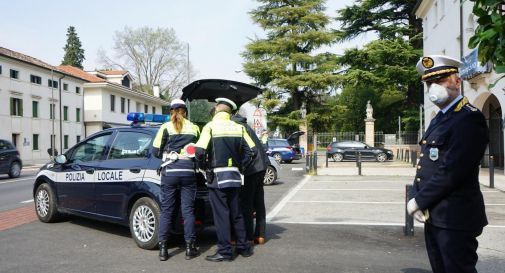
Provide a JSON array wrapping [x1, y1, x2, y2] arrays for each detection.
[[0, 0, 372, 84]]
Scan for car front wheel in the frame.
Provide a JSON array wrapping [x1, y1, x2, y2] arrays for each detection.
[[35, 183, 60, 222], [264, 166, 277, 185], [129, 197, 160, 250], [376, 153, 387, 162], [332, 153, 343, 162], [8, 161, 21, 178]]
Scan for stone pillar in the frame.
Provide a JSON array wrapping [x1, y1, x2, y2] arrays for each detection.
[[299, 123, 308, 155], [364, 100, 375, 146], [365, 118, 375, 147]]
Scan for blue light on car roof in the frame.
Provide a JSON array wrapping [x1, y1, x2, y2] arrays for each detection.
[[145, 113, 170, 123], [127, 112, 170, 123], [127, 112, 145, 122]]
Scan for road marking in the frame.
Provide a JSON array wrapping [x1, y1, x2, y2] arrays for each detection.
[[487, 225, 505, 229], [269, 220, 422, 227], [300, 188, 403, 191], [288, 201, 403, 204], [270, 220, 505, 229], [0, 177, 34, 185], [291, 167, 304, 171], [266, 175, 310, 222], [20, 199, 34, 204], [311, 180, 409, 183]]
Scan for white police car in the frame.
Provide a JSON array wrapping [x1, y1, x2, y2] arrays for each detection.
[[32, 113, 212, 250]]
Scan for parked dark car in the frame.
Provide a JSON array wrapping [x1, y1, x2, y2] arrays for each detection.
[[326, 141, 394, 162], [0, 139, 22, 178]]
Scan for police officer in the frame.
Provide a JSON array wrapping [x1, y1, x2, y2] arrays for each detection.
[[152, 99, 201, 261], [407, 55, 489, 273], [195, 97, 256, 262], [231, 113, 269, 245], [261, 129, 269, 145]]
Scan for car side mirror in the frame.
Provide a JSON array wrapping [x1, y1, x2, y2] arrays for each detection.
[[55, 154, 67, 164]]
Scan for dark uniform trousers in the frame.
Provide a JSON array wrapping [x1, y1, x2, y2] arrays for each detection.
[[158, 175, 197, 242], [208, 187, 249, 258], [425, 224, 482, 273], [240, 170, 266, 240]]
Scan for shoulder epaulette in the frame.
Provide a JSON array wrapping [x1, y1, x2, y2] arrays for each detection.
[[454, 97, 469, 112]]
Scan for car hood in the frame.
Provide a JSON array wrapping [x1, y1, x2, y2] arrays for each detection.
[[181, 79, 262, 108]]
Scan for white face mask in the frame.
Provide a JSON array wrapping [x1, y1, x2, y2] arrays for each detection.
[[428, 83, 450, 105]]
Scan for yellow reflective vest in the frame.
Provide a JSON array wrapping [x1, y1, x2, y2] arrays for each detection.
[[195, 112, 256, 188]]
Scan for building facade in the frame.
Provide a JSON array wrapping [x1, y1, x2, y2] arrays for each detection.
[[0, 47, 87, 165], [59, 66, 168, 136], [415, 0, 505, 169], [1, 47, 168, 165]]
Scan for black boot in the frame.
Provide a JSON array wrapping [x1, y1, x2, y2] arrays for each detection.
[[185, 240, 200, 260], [159, 241, 169, 261]]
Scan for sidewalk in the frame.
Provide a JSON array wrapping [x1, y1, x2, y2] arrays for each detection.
[[316, 159, 505, 192]]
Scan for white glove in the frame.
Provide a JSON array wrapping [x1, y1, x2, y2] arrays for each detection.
[[413, 210, 426, 223], [407, 198, 419, 216]]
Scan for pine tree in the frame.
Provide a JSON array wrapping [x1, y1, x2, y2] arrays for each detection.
[[242, 0, 339, 132], [61, 26, 85, 69]]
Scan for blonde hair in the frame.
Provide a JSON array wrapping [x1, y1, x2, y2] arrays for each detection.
[[170, 108, 187, 133]]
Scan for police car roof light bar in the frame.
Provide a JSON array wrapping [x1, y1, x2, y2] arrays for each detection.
[[127, 112, 170, 123], [127, 112, 145, 122]]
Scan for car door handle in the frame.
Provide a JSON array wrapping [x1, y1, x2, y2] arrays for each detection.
[[130, 168, 141, 173], [86, 169, 95, 174]]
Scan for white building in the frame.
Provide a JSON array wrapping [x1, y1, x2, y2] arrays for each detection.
[[415, 0, 505, 169], [58, 66, 168, 136], [0, 47, 169, 165], [0, 47, 87, 164]]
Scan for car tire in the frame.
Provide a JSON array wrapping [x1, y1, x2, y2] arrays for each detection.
[[129, 197, 160, 250], [34, 183, 60, 223], [8, 161, 21, 178], [263, 166, 277, 186], [332, 153, 343, 162], [284, 160, 293, 163], [376, 153, 387, 162], [272, 153, 282, 163]]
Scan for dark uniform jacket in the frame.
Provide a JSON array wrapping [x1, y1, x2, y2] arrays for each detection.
[[195, 112, 257, 188], [152, 118, 200, 177], [412, 97, 489, 231], [231, 114, 269, 176]]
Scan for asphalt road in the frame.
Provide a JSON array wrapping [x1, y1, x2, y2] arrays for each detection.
[[1, 160, 503, 272], [0, 169, 39, 212]]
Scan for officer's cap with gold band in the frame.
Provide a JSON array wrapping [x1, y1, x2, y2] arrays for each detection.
[[416, 55, 462, 82], [215, 97, 238, 111]]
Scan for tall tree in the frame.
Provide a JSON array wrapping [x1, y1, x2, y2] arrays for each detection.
[[61, 26, 85, 69], [334, 0, 423, 132], [99, 26, 196, 101], [242, 0, 340, 133]]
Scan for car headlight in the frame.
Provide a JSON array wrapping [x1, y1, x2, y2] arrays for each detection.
[[386, 151, 393, 154]]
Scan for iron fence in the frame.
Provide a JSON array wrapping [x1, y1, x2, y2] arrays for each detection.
[[307, 131, 420, 150]]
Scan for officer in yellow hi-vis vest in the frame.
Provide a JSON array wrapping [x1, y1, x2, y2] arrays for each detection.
[[152, 99, 200, 261], [195, 97, 257, 262]]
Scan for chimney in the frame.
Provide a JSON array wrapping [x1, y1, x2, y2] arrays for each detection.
[[153, 85, 160, 97]]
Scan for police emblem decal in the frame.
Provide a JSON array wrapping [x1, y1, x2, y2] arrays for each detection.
[[422, 57, 434, 69], [429, 147, 439, 161]]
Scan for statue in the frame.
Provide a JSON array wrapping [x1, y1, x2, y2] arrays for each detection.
[[366, 100, 373, 119]]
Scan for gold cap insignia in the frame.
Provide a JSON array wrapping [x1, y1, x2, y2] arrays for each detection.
[[422, 57, 434, 69]]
